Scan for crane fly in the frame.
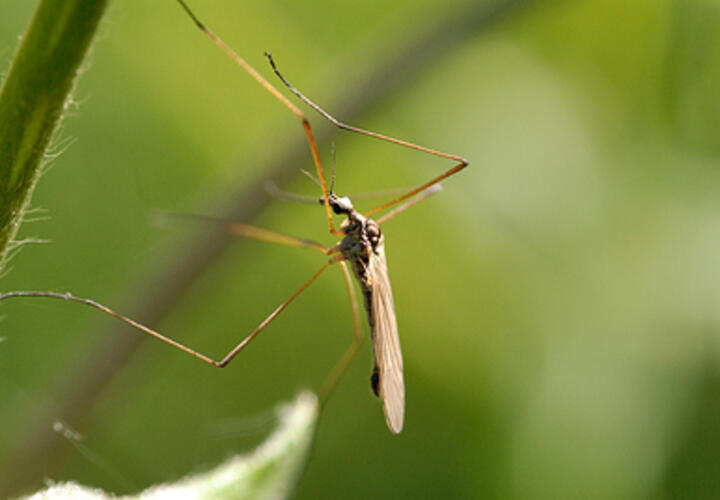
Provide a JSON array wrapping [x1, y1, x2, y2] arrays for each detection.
[[0, 0, 468, 434]]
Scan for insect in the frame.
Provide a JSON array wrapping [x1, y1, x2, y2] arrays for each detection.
[[0, 0, 467, 434]]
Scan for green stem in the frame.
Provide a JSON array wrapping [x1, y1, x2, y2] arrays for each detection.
[[0, 0, 109, 273]]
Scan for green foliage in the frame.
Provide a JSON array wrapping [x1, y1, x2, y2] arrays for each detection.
[[22, 393, 318, 499], [0, 0, 109, 273]]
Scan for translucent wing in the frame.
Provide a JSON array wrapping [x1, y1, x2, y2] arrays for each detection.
[[369, 242, 405, 434]]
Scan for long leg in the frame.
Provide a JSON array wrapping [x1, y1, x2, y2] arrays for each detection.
[[376, 185, 442, 225], [264, 54, 468, 216], [175, 1, 340, 236], [319, 261, 364, 405], [154, 212, 337, 254], [0, 260, 336, 368]]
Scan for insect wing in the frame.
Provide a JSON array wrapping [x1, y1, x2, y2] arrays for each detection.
[[369, 243, 405, 433]]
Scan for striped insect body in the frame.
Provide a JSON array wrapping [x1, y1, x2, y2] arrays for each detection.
[[329, 193, 404, 433]]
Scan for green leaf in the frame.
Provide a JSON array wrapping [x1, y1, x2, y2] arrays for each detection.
[[23, 392, 319, 499]]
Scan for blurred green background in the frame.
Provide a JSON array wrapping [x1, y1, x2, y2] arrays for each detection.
[[2, 0, 720, 497]]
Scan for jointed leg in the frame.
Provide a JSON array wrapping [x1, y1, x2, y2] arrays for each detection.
[[376, 185, 442, 225], [155, 212, 336, 254], [175, 0, 339, 235], [0, 260, 333, 368], [319, 261, 364, 405], [264, 54, 468, 216], [215, 260, 334, 366]]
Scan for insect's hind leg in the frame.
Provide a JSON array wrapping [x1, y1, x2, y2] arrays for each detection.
[[319, 260, 364, 405], [0, 260, 334, 369]]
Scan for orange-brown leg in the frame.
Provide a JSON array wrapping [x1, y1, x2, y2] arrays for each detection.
[[175, 0, 340, 236], [264, 54, 468, 217], [155, 212, 336, 254], [0, 259, 337, 368], [376, 185, 443, 226]]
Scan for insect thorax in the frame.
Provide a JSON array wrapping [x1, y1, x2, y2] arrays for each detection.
[[339, 211, 382, 288]]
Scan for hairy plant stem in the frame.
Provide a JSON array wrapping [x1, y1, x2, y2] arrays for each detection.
[[0, 0, 109, 273]]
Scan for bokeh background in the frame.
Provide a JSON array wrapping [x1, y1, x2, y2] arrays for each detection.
[[1, 0, 720, 497]]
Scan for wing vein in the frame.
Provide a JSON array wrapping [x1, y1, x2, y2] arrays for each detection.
[[369, 243, 404, 433]]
